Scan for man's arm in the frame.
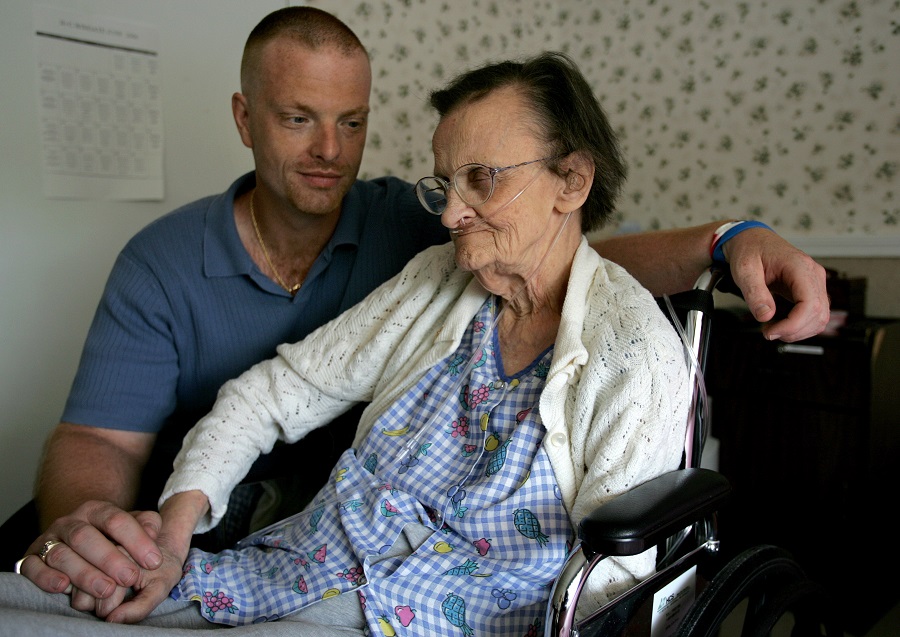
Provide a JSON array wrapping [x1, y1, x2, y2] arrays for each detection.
[[22, 423, 163, 598], [36, 423, 153, 528], [591, 220, 829, 342], [591, 222, 716, 297]]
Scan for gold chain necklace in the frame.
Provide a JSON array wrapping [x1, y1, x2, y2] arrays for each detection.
[[249, 189, 301, 295]]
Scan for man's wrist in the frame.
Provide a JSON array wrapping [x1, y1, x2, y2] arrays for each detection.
[[710, 220, 773, 264]]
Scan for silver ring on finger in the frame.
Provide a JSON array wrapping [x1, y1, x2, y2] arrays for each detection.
[[38, 539, 64, 563]]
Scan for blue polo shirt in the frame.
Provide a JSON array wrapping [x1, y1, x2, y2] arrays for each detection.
[[62, 172, 448, 505]]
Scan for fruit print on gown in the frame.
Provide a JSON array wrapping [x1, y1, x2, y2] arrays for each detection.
[[172, 299, 572, 635]]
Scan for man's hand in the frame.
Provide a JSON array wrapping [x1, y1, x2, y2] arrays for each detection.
[[101, 490, 208, 623], [724, 227, 830, 342], [590, 221, 830, 342], [18, 501, 162, 601]]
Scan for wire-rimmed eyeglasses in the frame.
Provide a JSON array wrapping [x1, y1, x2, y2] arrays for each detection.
[[415, 155, 559, 215]]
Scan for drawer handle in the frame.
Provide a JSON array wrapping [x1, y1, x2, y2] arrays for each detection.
[[777, 344, 825, 355]]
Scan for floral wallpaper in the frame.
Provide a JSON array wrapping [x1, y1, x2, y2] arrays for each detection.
[[309, 0, 899, 239]]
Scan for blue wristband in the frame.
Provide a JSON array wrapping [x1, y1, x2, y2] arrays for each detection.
[[711, 220, 773, 264]]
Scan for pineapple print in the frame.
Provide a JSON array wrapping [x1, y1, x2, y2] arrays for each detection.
[[443, 559, 479, 576], [308, 503, 325, 535], [513, 508, 550, 547], [485, 437, 512, 476], [441, 592, 475, 636]]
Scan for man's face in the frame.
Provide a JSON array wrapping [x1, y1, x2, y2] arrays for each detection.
[[236, 39, 371, 219]]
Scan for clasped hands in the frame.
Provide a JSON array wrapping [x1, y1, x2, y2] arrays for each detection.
[[15, 230, 829, 624], [17, 500, 188, 624]]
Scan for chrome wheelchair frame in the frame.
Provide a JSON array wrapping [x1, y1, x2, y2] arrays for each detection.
[[545, 269, 841, 637]]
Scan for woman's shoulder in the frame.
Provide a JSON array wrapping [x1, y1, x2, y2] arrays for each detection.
[[389, 242, 461, 289], [583, 257, 682, 353], [592, 257, 661, 312]]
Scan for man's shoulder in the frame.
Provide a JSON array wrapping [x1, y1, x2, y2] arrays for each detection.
[[122, 190, 228, 260], [349, 176, 415, 212], [349, 176, 447, 241], [126, 175, 247, 253], [141, 193, 218, 235]]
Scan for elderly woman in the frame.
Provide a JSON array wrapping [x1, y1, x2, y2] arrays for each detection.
[[1, 52, 689, 635]]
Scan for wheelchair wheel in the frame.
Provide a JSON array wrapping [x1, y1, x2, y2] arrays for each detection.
[[676, 544, 841, 637]]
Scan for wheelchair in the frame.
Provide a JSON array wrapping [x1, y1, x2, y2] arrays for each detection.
[[545, 269, 843, 637]]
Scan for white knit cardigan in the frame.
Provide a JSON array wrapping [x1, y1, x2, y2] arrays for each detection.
[[161, 237, 690, 606]]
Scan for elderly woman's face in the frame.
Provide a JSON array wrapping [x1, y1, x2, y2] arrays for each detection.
[[431, 87, 566, 280]]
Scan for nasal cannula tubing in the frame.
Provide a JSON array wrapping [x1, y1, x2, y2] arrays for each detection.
[[246, 169, 576, 537], [389, 207, 576, 511]]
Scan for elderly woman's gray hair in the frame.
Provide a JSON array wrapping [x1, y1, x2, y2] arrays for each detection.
[[428, 51, 627, 233]]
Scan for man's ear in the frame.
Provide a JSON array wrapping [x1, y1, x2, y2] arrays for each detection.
[[232, 92, 253, 150], [556, 151, 594, 213]]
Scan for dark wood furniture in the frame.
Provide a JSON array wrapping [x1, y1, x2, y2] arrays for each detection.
[[707, 314, 900, 634]]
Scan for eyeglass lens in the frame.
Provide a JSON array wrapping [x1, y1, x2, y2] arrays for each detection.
[[415, 164, 495, 215], [415, 178, 448, 214]]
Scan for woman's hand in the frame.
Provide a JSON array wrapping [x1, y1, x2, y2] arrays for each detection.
[[97, 490, 209, 623], [56, 491, 210, 624], [99, 526, 191, 623]]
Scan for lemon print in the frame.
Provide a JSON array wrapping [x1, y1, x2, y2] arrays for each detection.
[[518, 470, 531, 488], [480, 413, 490, 432], [322, 588, 341, 600], [509, 378, 520, 389], [485, 433, 500, 452], [433, 541, 453, 553], [377, 616, 396, 636], [334, 467, 348, 482]]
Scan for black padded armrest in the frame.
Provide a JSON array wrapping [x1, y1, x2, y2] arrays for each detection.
[[579, 468, 731, 557]]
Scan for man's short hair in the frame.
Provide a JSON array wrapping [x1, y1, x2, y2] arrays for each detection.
[[241, 7, 368, 95]]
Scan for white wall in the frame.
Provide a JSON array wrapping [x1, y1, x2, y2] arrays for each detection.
[[3, 0, 898, 526], [0, 0, 283, 523]]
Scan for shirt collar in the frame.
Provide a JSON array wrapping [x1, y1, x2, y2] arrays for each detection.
[[204, 172, 364, 280]]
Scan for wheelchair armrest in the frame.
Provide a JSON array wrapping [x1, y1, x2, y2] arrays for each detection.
[[579, 468, 731, 557]]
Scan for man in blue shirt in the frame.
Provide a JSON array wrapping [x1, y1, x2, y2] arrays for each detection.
[[13, 6, 827, 613]]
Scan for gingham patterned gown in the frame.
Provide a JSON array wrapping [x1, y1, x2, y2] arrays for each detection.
[[171, 299, 573, 636]]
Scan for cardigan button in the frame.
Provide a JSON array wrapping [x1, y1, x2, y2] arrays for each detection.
[[549, 431, 567, 447]]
